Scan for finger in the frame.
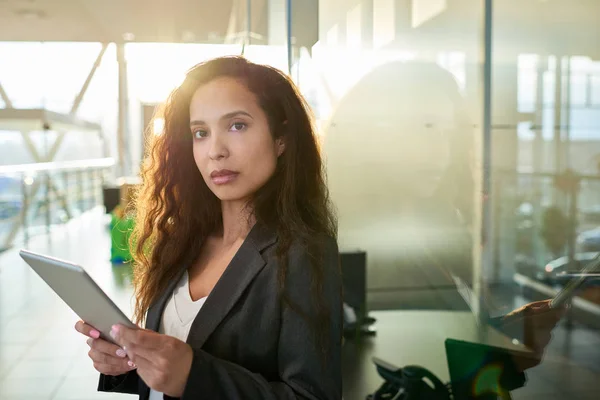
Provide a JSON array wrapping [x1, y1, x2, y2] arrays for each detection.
[[93, 362, 118, 375], [87, 338, 128, 358], [120, 344, 153, 369], [125, 341, 160, 362], [530, 299, 552, 309], [524, 302, 551, 317], [75, 320, 101, 339], [536, 302, 567, 323], [89, 348, 130, 367], [529, 300, 552, 309], [93, 362, 136, 376], [526, 303, 562, 324], [126, 351, 152, 370], [112, 325, 160, 350]]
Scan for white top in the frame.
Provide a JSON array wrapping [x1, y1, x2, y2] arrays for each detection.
[[149, 271, 207, 400]]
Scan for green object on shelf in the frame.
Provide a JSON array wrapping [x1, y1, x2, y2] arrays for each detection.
[[110, 206, 135, 264]]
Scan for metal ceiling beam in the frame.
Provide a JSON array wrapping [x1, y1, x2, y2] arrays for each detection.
[[0, 81, 13, 108], [71, 43, 108, 116], [0, 108, 102, 131], [19, 131, 42, 162]]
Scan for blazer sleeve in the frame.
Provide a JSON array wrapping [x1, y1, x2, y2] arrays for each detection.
[[180, 237, 343, 400], [97, 370, 139, 394]]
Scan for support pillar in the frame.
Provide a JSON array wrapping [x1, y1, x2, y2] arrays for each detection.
[[117, 44, 130, 177]]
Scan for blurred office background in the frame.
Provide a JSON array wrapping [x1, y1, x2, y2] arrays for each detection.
[[1, 1, 600, 399]]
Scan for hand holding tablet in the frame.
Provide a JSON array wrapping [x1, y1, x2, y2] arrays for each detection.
[[74, 320, 138, 375]]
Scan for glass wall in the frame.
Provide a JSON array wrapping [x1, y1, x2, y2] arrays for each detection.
[[490, 2, 600, 398], [298, 1, 487, 395], [311, 0, 482, 314], [298, 0, 600, 399]]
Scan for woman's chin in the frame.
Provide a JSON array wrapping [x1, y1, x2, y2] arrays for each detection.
[[210, 187, 251, 204]]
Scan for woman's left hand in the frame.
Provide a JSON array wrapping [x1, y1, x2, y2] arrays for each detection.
[[110, 324, 193, 397]]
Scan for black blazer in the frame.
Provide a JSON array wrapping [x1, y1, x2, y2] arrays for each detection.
[[97, 223, 343, 399]]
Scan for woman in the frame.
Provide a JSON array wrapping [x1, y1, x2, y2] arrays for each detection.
[[75, 56, 342, 400]]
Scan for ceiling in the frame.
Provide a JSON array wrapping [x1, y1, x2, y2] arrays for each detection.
[[0, 0, 269, 43], [3, 0, 597, 57], [408, 0, 600, 58]]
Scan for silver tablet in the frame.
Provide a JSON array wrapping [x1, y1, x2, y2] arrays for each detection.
[[19, 249, 137, 344]]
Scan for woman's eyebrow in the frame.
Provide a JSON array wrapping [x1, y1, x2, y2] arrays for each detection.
[[189, 110, 253, 127]]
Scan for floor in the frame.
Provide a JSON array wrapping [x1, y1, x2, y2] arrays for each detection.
[[1, 208, 599, 399], [0, 208, 134, 400]]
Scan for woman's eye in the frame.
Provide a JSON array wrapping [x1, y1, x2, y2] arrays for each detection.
[[230, 122, 246, 132], [193, 129, 207, 139]]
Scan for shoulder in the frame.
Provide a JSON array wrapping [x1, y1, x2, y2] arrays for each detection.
[[283, 235, 341, 296], [255, 225, 340, 280], [282, 234, 339, 273], [260, 232, 339, 271], [287, 234, 338, 261]]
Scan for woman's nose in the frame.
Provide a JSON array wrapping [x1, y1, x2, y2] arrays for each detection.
[[208, 134, 229, 160]]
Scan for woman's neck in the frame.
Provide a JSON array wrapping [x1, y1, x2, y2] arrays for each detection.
[[219, 200, 255, 246]]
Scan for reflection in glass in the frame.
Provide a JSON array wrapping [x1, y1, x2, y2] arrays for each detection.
[[325, 60, 475, 308]]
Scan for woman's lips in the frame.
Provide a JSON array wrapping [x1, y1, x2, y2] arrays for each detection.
[[210, 170, 239, 185]]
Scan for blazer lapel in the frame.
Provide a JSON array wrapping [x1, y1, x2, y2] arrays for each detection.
[[145, 264, 189, 332], [186, 222, 277, 348]]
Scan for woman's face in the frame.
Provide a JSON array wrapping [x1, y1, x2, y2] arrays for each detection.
[[189, 77, 284, 203]]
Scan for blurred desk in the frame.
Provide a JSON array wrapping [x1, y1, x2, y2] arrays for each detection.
[[342, 310, 526, 400]]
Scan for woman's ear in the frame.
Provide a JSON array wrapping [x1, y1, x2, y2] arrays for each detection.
[[276, 120, 288, 157], [276, 137, 285, 157]]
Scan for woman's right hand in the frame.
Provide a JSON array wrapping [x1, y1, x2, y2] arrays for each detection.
[[75, 320, 137, 376]]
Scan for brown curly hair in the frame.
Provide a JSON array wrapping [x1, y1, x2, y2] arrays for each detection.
[[130, 56, 337, 343]]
